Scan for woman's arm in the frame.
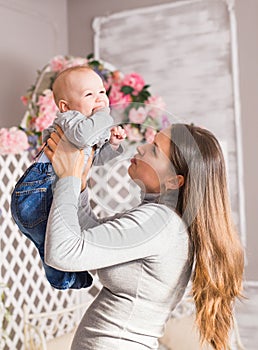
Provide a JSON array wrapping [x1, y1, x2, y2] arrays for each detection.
[[78, 186, 126, 230], [44, 130, 188, 271], [45, 176, 185, 271]]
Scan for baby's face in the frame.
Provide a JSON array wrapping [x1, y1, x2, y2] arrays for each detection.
[[63, 69, 109, 117]]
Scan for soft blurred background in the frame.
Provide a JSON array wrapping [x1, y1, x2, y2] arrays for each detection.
[[0, 1, 257, 349]]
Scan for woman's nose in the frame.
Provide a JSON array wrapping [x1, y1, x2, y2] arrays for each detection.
[[137, 144, 145, 156]]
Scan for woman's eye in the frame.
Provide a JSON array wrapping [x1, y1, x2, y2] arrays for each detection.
[[152, 145, 157, 155]]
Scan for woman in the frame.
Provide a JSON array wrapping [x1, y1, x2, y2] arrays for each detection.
[[44, 124, 244, 350]]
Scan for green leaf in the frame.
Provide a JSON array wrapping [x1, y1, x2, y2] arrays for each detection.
[[138, 90, 151, 102], [134, 102, 144, 109], [89, 60, 101, 67], [27, 85, 35, 93], [121, 86, 134, 95], [49, 76, 56, 90], [106, 85, 112, 96], [143, 90, 151, 97], [87, 53, 94, 60]]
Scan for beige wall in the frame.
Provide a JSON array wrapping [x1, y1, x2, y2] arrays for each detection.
[[234, 0, 258, 281], [0, 0, 68, 128], [67, 0, 257, 281]]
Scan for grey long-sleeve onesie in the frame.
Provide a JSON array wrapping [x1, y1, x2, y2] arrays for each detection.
[[42, 107, 122, 165]]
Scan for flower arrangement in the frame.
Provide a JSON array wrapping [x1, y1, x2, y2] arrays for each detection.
[[0, 54, 169, 155], [0, 127, 29, 155]]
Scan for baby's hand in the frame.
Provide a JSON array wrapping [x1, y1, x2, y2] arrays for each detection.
[[109, 126, 126, 149]]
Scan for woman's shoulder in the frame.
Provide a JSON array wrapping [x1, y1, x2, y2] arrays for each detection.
[[124, 202, 188, 235], [141, 201, 183, 220], [138, 192, 185, 226]]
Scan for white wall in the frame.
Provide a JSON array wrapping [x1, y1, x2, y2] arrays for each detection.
[[0, 0, 68, 128], [67, 0, 258, 281]]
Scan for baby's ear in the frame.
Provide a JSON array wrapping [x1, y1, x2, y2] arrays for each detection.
[[59, 99, 69, 112]]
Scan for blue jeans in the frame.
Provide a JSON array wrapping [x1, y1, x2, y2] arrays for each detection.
[[11, 162, 92, 290]]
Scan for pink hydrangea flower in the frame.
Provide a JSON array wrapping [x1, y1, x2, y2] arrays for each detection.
[[34, 89, 58, 132], [128, 107, 147, 124], [112, 70, 123, 84], [0, 127, 29, 155], [65, 57, 88, 69], [122, 73, 145, 93], [37, 89, 56, 108], [34, 113, 56, 132], [123, 124, 143, 142], [37, 89, 57, 113], [144, 127, 157, 144], [146, 96, 166, 118], [49, 55, 69, 72], [109, 84, 132, 109], [20, 95, 29, 106], [161, 115, 171, 129]]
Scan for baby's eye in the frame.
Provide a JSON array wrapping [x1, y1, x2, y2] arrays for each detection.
[[85, 92, 92, 97], [100, 90, 106, 94]]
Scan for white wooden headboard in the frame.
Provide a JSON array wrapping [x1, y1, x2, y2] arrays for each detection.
[[93, 0, 246, 246]]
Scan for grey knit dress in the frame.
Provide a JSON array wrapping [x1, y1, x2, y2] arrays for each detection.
[[45, 177, 193, 350]]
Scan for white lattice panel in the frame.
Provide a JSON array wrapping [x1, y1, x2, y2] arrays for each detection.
[[88, 144, 141, 217], [0, 153, 88, 349], [0, 144, 141, 349]]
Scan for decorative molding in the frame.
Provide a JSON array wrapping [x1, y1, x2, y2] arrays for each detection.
[[244, 280, 258, 288], [227, 0, 246, 248], [222, 0, 235, 12], [92, 0, 207, 59]]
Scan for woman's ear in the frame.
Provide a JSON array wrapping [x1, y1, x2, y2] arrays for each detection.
[[165, 175, 184, 190], [58, 99, 69, 112]]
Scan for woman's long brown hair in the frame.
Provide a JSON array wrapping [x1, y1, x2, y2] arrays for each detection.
[[169, 124, 244, 350]]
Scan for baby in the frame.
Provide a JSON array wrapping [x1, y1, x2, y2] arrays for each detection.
[[11, 66, 126, 290], [42, 65, 125, 164]]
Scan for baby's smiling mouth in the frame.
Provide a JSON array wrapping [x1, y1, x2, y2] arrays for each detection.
[[92, 106, 105, 113]]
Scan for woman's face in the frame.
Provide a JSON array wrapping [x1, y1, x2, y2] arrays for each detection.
[[128, 127, 174, 193]]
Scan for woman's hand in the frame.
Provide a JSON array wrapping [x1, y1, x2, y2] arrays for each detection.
[[80, 148, 94, 191], [44, 126, 94, 190], [44, 126, 84, 180]]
